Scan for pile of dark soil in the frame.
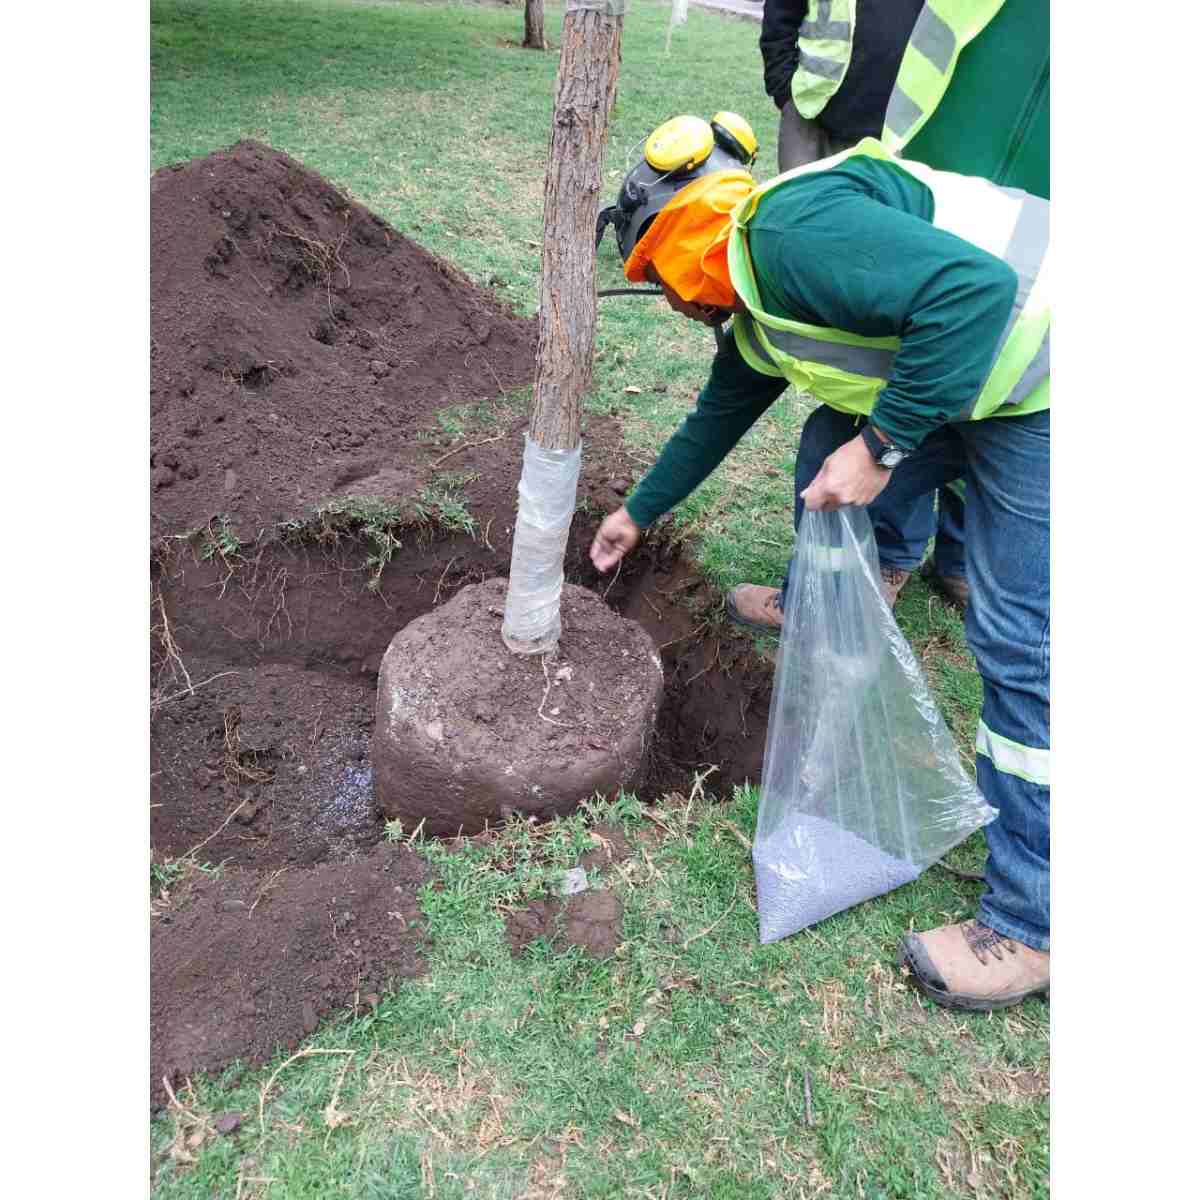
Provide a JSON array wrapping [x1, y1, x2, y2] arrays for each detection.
[[149, 141, 778, 1110], [151, 844, 429, 1106], [150, 139, 535, 539]]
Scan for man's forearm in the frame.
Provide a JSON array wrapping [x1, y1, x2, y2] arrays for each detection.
[[626, 369, 788, 528], [760, 0, 806, 106], [625, 413, 750, 529], [869, 253, 1019, 450]]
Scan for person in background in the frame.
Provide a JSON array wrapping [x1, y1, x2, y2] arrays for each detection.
[[752, 0, 969, 620]]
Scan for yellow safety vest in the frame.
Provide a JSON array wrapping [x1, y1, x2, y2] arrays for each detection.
[[789, 0, 856, 119], [882, 0, 1007, 152], [726, 139, 1049, 423]]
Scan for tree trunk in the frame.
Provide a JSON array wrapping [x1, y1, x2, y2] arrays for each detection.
[[501, 6, 623, 654], [523, 0, 546, 51], [528, 7, 623, 450]]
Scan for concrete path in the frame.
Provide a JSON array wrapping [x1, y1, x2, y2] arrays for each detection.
[[690, 0, 764, 23]]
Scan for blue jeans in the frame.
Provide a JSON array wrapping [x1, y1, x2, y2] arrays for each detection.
[[875, 485, 967, 579], [781, 406, 1050, 948]]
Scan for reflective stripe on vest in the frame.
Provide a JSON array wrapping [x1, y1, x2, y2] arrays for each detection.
[[882, 0, 1007, 153], [976, 720, 1049, 786], [761, 328, 896, 380], [726, 139, 1049, 423], [732, 312, 784, 378], [789, 0, 856, 119]]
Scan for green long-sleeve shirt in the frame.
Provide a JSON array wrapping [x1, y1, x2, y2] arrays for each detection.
[[625, 158, 1017, 530]]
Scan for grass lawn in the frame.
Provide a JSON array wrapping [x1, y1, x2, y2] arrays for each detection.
[[150, 2, 1048, 1195]]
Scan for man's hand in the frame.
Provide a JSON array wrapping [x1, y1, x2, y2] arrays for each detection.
[[800, 434, 892, 511], [591, 506, 641, 572]]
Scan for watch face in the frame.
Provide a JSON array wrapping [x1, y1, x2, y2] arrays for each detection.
[[880, 448, 905, 469]]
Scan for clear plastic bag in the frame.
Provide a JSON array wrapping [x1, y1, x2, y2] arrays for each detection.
[[752, 507, 996, 944]]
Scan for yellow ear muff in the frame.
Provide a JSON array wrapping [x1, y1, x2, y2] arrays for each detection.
[[643, 115, 715, 174], [711, 111, 758, 166]]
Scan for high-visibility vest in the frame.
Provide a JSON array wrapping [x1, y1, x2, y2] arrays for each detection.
[[900, 0, 1049, 198], [882, 0, 1007, 153], [789, 0, 856, 119], [725, 139, 1049, 424]]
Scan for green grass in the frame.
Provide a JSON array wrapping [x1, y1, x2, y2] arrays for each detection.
[[150, 2, 1042, 1194], [152, 791, 1045, 1199]]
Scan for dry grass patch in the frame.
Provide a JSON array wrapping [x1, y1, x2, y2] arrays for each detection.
[[935, 1123, 1041, 1200], [356, 1051, 518, 1153], [259, 89, 349, 128], [791, 977, 853, 1051], [939, 1060, 1049, 1110]]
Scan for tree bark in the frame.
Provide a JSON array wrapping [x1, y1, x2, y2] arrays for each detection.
[[523, 0, 547, 51], [500, 6, 624, 654], [527, 8, 623, 450]]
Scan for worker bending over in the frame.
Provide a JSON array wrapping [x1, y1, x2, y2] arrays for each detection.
[[591, 125, 1050, 1011]]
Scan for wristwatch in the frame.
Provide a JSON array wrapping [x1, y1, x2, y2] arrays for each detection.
[[860, 424, 907, 469]]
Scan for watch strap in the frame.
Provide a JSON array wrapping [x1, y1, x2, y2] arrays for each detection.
[[860, 423, 887, 461], [860, 423, 906, 468]]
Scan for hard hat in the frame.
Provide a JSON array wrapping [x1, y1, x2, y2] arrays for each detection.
[[597, 113, 758, 264]]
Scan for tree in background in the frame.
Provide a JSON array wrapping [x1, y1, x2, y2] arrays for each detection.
[[523, 0, 546, 51]]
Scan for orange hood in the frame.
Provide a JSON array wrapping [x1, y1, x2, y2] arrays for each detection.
[[624, 170, 755, 309]]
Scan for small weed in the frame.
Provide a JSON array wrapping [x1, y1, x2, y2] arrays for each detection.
[[581, 787, 644, 829], [414, 484, 476, 537], [194, 514, 242, 563], [150, 857, 186, 897], [436, 469, 480, 490], [384, 817, 428, 846], [302, 495, 420, 590], [150, 854, 220, 908], [435, 406, 469, 440]]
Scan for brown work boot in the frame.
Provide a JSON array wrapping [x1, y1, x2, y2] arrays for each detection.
[[898, 919, 1049, 1012], [921, 562, 970, 610], [880, 566, 910, 609], [725, 584, 784, 634]]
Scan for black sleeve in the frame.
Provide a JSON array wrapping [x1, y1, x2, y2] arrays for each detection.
[[760, 0, 808, 109]]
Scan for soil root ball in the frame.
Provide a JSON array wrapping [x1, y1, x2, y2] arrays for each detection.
[[372, 578, 663, 834]]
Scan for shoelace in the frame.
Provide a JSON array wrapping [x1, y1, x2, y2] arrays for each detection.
[[963, 921, 1018, 964]]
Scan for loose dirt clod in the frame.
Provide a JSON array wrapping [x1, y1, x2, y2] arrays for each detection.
[[506, 889, 625, 959]]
